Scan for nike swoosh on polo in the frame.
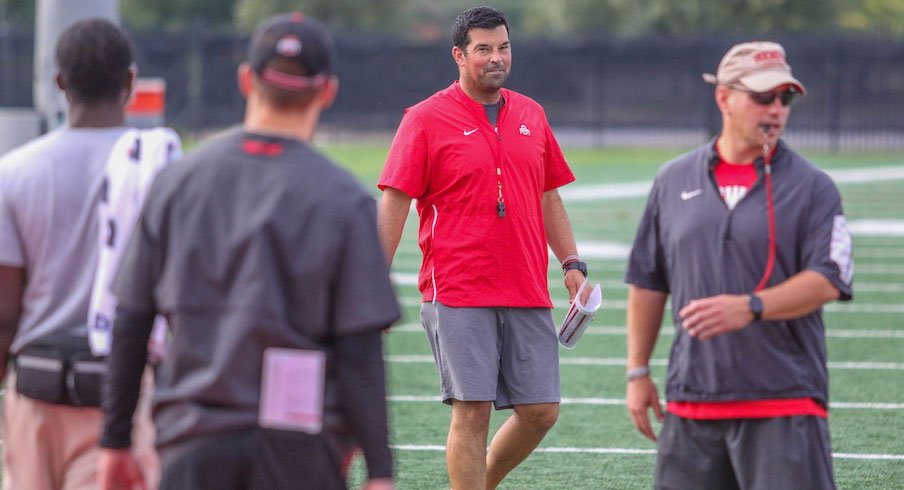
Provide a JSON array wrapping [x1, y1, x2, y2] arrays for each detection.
[[463, 128, 479, 136], [680, 189, 703, 200]]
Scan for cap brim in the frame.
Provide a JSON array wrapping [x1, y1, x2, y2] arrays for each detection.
[[738, 71, 807, 95], [702, 73, 718, 84]]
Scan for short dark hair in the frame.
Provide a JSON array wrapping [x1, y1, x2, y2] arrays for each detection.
[[452, 6, 509, 52], [55, 18, 134, 104]]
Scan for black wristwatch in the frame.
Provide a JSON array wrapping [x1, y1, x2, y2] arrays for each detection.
[[747, 294, 763, 321], [563, 260, 588, 277]]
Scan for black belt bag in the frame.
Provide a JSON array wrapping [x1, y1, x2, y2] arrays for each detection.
[[13, 332, 106, 407]]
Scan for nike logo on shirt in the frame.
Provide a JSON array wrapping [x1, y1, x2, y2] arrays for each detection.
[[463, 128, 479, 136], [680, 189, 703, 200]]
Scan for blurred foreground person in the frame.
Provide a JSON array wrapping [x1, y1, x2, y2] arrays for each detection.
[[0, 18, 166, 490], [624, 41, 853, 489], [98, 12, 400, 490]]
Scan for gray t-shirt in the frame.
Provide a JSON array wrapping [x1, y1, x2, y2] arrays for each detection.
[[0, 127, 128, 353], [112, 127, 401, 449]]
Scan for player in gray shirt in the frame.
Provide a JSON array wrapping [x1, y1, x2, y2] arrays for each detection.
[[98, 13, 400, 490], [0, 19, 160, 490]]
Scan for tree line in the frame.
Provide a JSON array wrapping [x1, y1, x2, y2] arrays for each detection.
[[2, 0, 903, 38]]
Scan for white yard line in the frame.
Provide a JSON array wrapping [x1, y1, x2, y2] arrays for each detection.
[[828, 166, 904, 184], [389, 396, 904, 410], [390, 323, 904, 339], [390, 444, 904, 461], [848, 220, 904, 237], [856, 249, 904, 259], [854, 282, 904, 293], [396, 296, 904, 313], [387, 355, 904, 371], [557, 166, 904, 203], [849, 264, 904, 274]]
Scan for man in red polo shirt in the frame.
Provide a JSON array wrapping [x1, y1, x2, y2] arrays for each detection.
[[377, 6, 587, 489], [625, 41, 853, 489]]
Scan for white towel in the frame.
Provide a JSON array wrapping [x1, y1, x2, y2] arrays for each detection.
[[88, 127, 182, 358]]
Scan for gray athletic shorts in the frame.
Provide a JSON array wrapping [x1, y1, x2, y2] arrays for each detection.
[[420, 302, 560, 409], [655, 413, 836, 490]]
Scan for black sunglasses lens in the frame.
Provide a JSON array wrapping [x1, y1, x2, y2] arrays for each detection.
[[750, 92, 776, 105], [750, 90, 796, 106], [779, 91, 796, 106]]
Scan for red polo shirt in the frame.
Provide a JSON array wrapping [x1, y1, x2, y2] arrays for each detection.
[[379, 82, 574, 307]]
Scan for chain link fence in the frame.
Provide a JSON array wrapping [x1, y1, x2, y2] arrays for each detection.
[[2, 27, 903, 150]]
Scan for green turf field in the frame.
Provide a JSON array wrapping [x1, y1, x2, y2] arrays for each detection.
[[323, 144, 904, 490], [2, 144, 898, 489]]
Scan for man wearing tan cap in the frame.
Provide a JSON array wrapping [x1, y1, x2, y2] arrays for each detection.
[[623, 41, 853, 489]]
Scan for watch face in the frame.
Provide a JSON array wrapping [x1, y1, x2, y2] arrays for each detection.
[[748, 294, 763, 318]]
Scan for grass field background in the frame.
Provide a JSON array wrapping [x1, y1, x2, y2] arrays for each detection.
[[2, 144, 898, 489], [323, 144, 904, 489]]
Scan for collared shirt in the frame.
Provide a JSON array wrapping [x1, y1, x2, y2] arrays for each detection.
[[379, 81, 574, 307], [625, 138, 853, 406]]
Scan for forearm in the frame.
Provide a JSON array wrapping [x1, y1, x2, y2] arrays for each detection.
[[0, 265, 25, 381], [757, 270, 840, 321], [626, 286, 667, 369], [335, 329, 393, 479], [0, 314, 17, 381], [541, 189, 578, 262], [100, 307, 155, 449], [377, 188, 412, 265]]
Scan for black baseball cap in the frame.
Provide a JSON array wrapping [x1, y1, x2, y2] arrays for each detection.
[[247, 12, 334, 91]]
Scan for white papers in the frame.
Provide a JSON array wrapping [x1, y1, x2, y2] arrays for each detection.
[[259, 348, 326, 434], [558, 281, 602, 349]]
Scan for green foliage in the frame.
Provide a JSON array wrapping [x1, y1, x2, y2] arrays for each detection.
[[0, 0, 35, 24], [120, 0, 238, 30], [839, 0, 904, 36], [543, 0, 844, 37], [232, 0, 409, 34], [5, 0, 904, 37]]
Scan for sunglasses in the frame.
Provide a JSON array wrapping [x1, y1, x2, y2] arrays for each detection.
[[731, 86, 799, 107]]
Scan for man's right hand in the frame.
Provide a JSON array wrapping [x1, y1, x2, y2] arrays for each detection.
[[98, 448, 146, 490], [626, 376, 664, 442], [363, 477, 395, 490]]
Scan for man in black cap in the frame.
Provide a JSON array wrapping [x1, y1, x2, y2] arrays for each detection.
[[97, 12, 400, 490]]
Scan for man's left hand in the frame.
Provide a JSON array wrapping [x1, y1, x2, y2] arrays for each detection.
[[98, 448, 146, 490], [564, 270, 586, 303], [363, 478, 395, 490], [679, 294, 753, 340]]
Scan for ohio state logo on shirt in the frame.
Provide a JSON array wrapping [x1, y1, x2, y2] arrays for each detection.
[[719, 185, 748, 210], [519, 124, 531, 136], [714, 158, 757, 210]]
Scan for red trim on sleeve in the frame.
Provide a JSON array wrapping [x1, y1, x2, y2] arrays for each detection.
[[667, 398, 828, 419]]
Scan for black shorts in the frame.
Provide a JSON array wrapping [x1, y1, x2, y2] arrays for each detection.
[[159, 428, 348, 490], [655, 413, 836, 490]]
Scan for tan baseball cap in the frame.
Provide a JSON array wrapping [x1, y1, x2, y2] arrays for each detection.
[[702, 41, 806, 95]]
